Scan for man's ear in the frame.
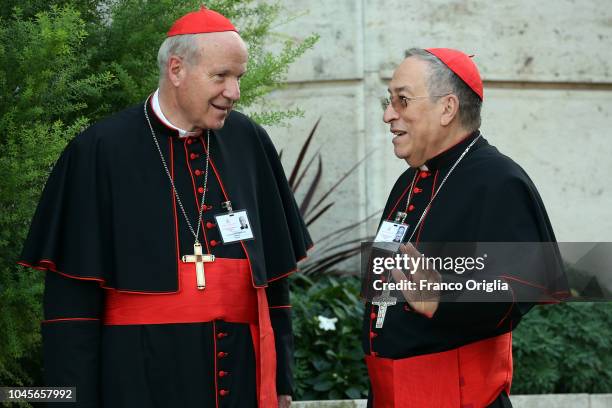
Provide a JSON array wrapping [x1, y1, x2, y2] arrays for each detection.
[[440, 94, 460, 126], [167, 55, 185, 87]]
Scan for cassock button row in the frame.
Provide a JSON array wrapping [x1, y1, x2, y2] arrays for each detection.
[[187, 139, 193, 145], [190, 153, 199, 160], [370, 312, 376, 320], [194, 169, 202, 176], [370, 332, 377, 338], [218, 371, 228, 377], [408, 204, 415, 211], [216, 332, 228, 339], [206, 222, 216, 229], [210, 240, 218, 247], [420, 171, 430, 179], [198, 187, 205, 194], [413, 187, 423, 194], [217, 352, 228, 358], [219, 390, 229, 397], [202, 204, 213, 211]]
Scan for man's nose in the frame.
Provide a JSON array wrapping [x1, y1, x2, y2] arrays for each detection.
[[223, 78, 241, 101], [383, 103, 399, 124]]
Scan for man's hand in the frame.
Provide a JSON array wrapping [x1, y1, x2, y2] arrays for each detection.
[[278, 394, 292, 408], [391, 243, 441, 317]]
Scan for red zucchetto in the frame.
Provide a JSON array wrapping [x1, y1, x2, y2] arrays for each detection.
[[425, 48, 483, 100], [167, 6, 237, 37]]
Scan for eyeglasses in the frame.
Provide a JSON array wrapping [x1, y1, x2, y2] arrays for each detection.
[[381, 93, 451, 111]]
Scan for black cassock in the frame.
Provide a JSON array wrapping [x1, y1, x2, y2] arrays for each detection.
[[363, 131, 566, 407], [19, 98, 312, 408]]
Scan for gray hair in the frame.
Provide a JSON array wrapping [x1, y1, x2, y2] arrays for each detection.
[[404, 48, 482, 131], [157, 34, 202, 84]]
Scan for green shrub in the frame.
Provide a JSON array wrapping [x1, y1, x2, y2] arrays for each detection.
[[512, 302, 612, 394], [291, 273, 368, 400], [0, 5, 113, 385]]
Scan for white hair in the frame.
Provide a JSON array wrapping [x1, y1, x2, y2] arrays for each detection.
[[157, 34, 202, 84]]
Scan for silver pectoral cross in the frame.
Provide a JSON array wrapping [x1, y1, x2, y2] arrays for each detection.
[[182, 243, 215, 290], [372, 289, 397, 329]]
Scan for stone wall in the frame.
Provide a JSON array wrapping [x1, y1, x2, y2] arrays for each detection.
[[254, 0, 612, 267]]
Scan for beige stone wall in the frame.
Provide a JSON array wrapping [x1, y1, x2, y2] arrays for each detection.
[[256, 0, 612, 266]]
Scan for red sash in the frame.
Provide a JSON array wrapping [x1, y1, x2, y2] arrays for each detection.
[[104, 258, 278, 408], [365, 333, 512, 408]]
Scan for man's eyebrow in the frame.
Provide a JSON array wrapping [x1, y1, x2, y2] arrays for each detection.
[[388, 85, 412, 94], [212, 67, 247, 77]]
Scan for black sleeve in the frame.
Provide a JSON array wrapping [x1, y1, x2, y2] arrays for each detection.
[[433, 175, 549, 332], [265, 277, 294, 396], [42, 271, 103, 407]]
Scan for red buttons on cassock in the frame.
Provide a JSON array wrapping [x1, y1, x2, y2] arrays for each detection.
[[370, 312, 376, 320], [187, 139, 193, 145], [217, 332, 227, 339], [190, 153, 199, 160], [218, 371, 228, 377], [219, 390, 229, 396], [202, 204, 213, 212], [206, 222, 216, 229], [408, 204, 415, 211], [420, 171, 430, 179], [197, 187, 205, 194], [413, 187, 423, 194], [217, 352, 227, 358], [370, 332, 377, 338], [210, 240, 218, 247], [194, 169, 202, 176]]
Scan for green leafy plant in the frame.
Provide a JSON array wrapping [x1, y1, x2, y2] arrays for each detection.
[[291, 273, 368, 400], [512, 302, 612, 394]]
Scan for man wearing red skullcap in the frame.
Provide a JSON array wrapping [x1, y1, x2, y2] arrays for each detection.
[[363, 48, 565, 407], [19, 7, 310, 408]]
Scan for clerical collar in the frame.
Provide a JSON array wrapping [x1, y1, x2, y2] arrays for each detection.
[[425, 130, 481, 170], [151, 89, 202, 138]]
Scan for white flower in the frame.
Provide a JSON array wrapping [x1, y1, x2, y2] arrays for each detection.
[[317, 315, 338, 331]]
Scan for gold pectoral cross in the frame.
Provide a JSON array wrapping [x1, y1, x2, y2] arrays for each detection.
[[182, 243, 215, 290]]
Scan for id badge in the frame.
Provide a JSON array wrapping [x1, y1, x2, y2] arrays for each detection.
[[373, 221, 409, 252], [214, 210, 255, 244]]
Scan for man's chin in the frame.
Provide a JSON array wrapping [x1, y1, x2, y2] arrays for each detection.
[[394, 150, 424, 168], [393, 147, 409, 161], [205, 117, 227, 130]]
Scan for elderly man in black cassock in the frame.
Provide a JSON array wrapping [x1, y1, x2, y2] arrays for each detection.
[[364, 48, 565, 407], [19, 7, 311, 408]]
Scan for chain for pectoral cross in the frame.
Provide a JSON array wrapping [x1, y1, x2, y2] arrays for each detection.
[[404, 134, 481, 243], [144, 98, 215, 289]]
